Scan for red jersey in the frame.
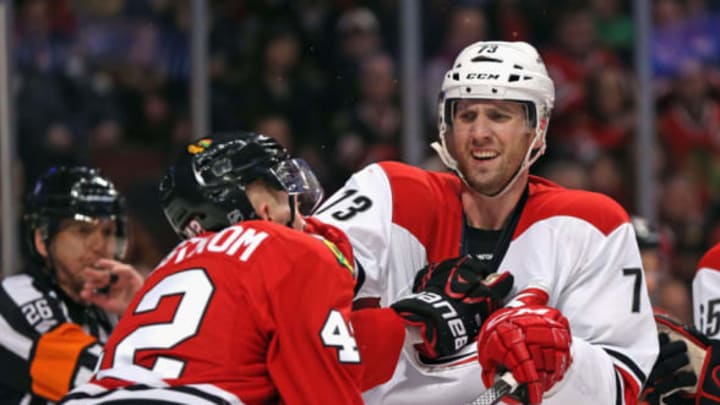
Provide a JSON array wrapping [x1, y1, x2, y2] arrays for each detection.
[[66, 220, 389, 405]]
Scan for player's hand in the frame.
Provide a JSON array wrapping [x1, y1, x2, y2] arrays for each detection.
[[643, 332, 696, 405], [412, 254, 494, 296], [642, 313, 720, 405], [80, 258, 144, 316], [391, 256, 513, 358], [477, 305, 572, 405]]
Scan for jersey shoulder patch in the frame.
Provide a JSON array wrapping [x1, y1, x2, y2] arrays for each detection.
[[320, 239, 354, 275], [517, 176, 630, 237]]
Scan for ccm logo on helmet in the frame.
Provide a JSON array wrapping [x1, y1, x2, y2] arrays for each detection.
[[466, 73, 500, 80], [415, 291, 469, 351]]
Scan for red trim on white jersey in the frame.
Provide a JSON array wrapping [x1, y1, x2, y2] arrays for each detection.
[[380, 162, 464, 264], [615, 366, 641, 405], [379, 162, 630, 263], [698, 243, 720, 274], [516, 175, 630, 237]]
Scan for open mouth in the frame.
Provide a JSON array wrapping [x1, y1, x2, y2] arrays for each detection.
[[471, 151, 498, 161]]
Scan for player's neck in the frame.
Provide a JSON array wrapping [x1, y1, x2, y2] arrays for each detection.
[[461, 178, 527, 230]]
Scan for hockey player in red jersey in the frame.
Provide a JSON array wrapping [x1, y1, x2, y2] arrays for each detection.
[[315, 41, 658, 404], [61, 132, 513, 405]]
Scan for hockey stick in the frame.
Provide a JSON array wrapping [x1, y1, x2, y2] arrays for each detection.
[[465, 372, 519, 405]]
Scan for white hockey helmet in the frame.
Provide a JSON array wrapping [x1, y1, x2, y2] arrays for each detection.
[[432, 41, 555, 191]]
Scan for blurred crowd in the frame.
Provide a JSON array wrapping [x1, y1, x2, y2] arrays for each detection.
[[6, 0, 720, 323]]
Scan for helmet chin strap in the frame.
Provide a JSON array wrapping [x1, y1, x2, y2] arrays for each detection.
[[46, 246, 60, 285], [36, 229, 60, 286], [432, 128, 545, 199], [484, 157, 528, 198], [286, 195, 297, 229]]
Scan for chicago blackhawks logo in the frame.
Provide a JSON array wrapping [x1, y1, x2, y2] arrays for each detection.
[[322, 239, 354, 275], [187, 138, 213, 154]]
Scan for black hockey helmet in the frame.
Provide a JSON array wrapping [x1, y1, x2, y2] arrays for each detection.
[[24, 166, 128, 263], [631, 216, 660, 250], [160, 131, 324, 239]]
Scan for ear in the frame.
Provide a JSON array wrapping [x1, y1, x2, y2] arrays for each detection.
[[254, 200, 272, 222], [34, 229, 49, 258]]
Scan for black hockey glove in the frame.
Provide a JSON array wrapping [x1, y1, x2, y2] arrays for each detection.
[[391, 255, 514, 359], [412, 254, 495, 295], [643, 313, 720, 405]]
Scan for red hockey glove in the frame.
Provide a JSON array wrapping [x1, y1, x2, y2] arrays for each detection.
[[391, 256, 513, 358], [642, 313, 720, 405], [477, 305, 572, 405]]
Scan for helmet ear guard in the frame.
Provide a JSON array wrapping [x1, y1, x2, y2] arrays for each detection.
[[432, 41, 555, 193]]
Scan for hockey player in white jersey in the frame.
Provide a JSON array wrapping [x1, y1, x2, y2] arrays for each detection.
[[315, 41, 658, 404], [694, 243, 720, 340]]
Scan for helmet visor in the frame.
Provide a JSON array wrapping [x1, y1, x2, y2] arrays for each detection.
[[58, 215, 129, 260], [271, 158, 324, 215]]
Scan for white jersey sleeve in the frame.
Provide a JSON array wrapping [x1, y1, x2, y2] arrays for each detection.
[[513, 219, 658, 404], [693, 243, 720, 338], [314, 163, 424, 303]]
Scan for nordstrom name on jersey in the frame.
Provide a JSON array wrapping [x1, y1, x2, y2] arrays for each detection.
[[158, 224, 269, 267]]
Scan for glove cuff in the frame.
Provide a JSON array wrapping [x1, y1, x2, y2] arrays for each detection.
[[698, 343, 720, 403]]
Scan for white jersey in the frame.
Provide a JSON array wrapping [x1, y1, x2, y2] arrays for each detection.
[[693, 243, 720, 338], [315, 161, 658, 405]]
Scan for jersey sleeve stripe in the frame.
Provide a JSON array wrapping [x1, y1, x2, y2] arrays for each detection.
[[0, 284, 40, 339], [0, 345, 34, 394], [615, 366, 640, 405], [61, 383, 244, 405], [170, 384, 243, 404], [69, 342, 103, 391], [2, 275, 45, 304], [0, 307, 33, 359], [96, 363, 170, 385], [613, 369, 622, 405], [603, 347, 647, 384]]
